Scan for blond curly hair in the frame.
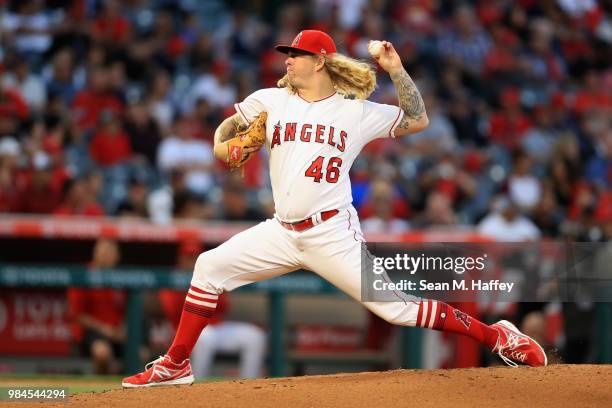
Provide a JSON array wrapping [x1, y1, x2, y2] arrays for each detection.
[[277, 53, 377, 100]]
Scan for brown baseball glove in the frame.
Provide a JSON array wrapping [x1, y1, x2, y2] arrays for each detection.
[[226, 111, 268, 169]]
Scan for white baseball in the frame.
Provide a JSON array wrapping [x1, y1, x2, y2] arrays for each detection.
[[368, 40, 384, 58]]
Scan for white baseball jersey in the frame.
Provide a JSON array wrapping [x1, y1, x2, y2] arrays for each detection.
[[234, 87, 404, 222]]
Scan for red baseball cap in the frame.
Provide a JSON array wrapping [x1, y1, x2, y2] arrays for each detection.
[[275, 30, 337, 55]]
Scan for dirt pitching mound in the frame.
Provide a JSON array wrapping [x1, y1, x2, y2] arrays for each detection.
[[16, 364, 612, 408]]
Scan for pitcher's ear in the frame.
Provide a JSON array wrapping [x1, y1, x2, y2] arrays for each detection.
[[314, 55, 326, 72]]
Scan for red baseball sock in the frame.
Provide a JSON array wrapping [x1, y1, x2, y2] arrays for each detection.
[[167, 285, 219, 363], [416, 300, 498, 349]]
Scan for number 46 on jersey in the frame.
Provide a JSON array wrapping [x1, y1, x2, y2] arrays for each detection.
[[305, 156, 343, 183]]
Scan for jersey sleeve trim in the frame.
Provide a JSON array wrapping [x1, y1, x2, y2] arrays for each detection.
[[388, 107, 404, 138], [234, 102, 251, 125]]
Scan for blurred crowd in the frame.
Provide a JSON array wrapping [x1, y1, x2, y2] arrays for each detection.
[[0, 0, 611, 242]]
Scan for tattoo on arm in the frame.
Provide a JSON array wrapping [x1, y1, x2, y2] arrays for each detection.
[[389, 68, 426, 129], [214, 114, 246, 145]]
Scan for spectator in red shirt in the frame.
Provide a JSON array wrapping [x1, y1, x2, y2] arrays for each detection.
[[0, 137, 23, 212], [68, 239, 126, 375], [91, 0, 131, 47], [483, 25, 520, 79], [0, 82, 28, 137], [89, 110, 132, 167], [16, 151, 62, 214], [488, 87, 532, 149], [72, 66, 123, 130], [54, 176, 105, 216], [573, 70, 612, 115]]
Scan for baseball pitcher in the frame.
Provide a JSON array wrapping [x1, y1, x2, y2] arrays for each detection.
[[123, 30, 546, 388]]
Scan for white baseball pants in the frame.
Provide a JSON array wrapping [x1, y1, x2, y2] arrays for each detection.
[[191, 206, 421, 326]]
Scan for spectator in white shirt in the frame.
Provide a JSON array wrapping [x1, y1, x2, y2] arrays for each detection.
[[508, 150, 542, 213], [147, 70, 176, 136], [477, 196, 541, 241], [182, 62, 237, 113], [2, 57, 46, 112], [157, 117, 215, 198], [1, 1, 52, 58]]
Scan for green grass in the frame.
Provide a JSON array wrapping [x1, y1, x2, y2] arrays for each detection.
[[0, 374, 225, 395], [0, 374, 122, 394], [0, 373, 123, 382]]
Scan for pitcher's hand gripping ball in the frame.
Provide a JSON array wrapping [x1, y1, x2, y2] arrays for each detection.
[[226, 111, 268, 169], [367, 40, 384, 58]]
